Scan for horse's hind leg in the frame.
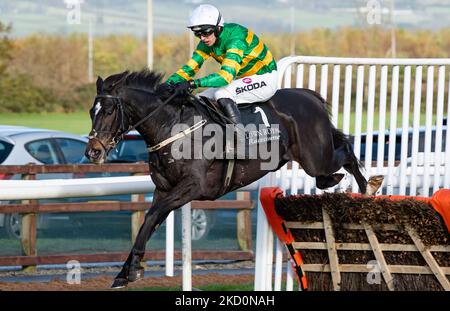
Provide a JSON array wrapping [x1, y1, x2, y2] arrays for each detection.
[[338, 144, 367, 193], [333, 141, 383, 195], [316, 174, 345, 190], [343, 161, 367, 193], [326, 129, 368, 193]]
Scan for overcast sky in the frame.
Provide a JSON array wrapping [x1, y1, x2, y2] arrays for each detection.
[[1, 0, 449, 37]]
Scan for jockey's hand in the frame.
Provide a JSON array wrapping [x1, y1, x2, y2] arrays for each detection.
[[174, 80, 196, 93], [157, 82, 174, 94]]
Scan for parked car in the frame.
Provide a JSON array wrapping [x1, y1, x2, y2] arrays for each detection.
[[0, 126, 88, 238], [78, 131, 257, 241], [356, 123, 448, 196], [358, 124, 447, 162]]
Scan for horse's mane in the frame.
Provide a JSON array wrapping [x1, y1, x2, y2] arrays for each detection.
[[124, 68, 164, 92]]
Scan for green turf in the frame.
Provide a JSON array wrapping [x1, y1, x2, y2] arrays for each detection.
[[0, 112, 91, 135], [0, 235, 243, 256], [0, 110, 431, 136]]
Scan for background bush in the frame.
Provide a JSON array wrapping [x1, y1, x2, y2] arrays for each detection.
[[0, 22, 449, 113]]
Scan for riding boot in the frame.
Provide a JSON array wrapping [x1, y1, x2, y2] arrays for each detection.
[[217, 98, 241, 125], [217, 98, 244, 157]]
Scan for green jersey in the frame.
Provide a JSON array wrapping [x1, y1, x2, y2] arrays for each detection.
[[166, 23, 277, 88]]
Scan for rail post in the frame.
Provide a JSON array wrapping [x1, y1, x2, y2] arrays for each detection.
[[130, 172, 147, 268], [20, 164, 37, 272], [236, 191, 253, 252]]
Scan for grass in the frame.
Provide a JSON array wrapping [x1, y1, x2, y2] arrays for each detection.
[[0, 110, 432, 136], [0, 237, 134, 256], [336, 110, 434, 134], [0, 234, 243, 257], [0, 112, 91, 135]]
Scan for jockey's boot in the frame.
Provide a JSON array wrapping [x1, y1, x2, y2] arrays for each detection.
[[217, 98, 244, 157], [218, 98, 241, 125]]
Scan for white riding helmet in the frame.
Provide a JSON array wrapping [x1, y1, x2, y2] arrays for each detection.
[[187, 4, 224, 28]]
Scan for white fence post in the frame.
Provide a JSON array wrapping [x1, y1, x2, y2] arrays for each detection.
[[399, 66, 412, 195], [165, 211, 174, 277], [410, 66, 423, 195], [181, 202, 192, 291]]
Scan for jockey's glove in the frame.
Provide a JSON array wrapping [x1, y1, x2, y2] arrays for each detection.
[[174, 80, 197, 93], [157, 82, 175, 94]]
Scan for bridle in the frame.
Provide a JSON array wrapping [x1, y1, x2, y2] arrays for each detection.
[[88, 88, 180, 153]]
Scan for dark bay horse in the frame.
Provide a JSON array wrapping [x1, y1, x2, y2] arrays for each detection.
[[85, 69, 380, 288]]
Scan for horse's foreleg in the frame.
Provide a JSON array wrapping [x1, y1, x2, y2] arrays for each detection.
[[112, 186, 198, 289]]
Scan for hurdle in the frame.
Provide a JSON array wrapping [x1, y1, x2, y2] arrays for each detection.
[[258, 186, 450, 291]]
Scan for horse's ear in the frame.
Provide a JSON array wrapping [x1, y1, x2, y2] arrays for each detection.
[[96, 76, 103, 94], [111, 71, 129, 88]]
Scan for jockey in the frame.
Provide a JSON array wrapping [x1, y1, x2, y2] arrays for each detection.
[[162, 4, 278, 126]]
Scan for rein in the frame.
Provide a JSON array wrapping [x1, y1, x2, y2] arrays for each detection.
[[125, 87, 180, 134], [89, 88, 206, 153]]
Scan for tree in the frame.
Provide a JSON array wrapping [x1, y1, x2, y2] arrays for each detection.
[[0, 21, 12, 76]]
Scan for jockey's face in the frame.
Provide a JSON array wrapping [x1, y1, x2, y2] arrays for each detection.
[[200, 32, 216, 46], [192, 25, 217, 46]]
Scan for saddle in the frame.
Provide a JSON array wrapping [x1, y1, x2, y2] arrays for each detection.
[[196, 96, 283, 158], [192, 95, 284, 193]]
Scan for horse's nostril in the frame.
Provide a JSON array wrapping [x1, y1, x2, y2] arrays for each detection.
[[88, 148, 102, 159]]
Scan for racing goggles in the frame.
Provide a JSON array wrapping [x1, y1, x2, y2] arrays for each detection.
[[191, 26, 215, 38]]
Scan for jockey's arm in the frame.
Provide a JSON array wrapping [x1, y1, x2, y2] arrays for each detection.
[[166, 46, 210, 85], [195, 40, 246, 88]]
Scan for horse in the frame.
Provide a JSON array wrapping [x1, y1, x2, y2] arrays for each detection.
[[85, 69, 382, 288]]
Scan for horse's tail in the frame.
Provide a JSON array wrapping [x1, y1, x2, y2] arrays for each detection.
[[332, 127, 364, 169]]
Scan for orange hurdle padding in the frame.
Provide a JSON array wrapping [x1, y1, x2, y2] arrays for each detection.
[[431, 189, 450, 233], [259, 187, 308, 290]]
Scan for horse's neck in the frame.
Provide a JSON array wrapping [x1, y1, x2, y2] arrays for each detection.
[[130, 101, 180, 147]]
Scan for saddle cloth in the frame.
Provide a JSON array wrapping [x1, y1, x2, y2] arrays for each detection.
[[198, 96, 285, 159]]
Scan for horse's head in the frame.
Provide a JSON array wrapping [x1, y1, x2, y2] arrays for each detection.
[[85, 71, 130, 164]]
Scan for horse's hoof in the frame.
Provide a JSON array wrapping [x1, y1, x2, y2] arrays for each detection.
[[128, 268, 145, 282], [365, 175, 384, 195], [331, 173, 345, 184], [111, 278, 128, 289]]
